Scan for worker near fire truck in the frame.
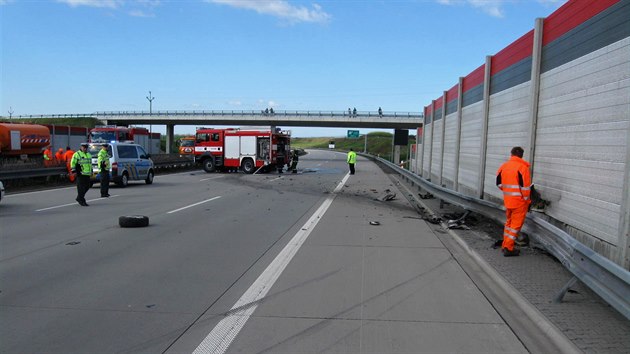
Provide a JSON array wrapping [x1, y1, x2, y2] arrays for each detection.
[[55, 148, 65, 162], [290, 149, 299, 174], [64, 146, 76, 182], [43, 146, 53, 166], [97, 143, 111, 198], [347, 148, 356, 175], [496, 146, 532, 257], [70, 143, 93, 206]]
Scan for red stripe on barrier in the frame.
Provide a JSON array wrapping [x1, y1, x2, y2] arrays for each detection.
[[463, 64, 485, 92], [434, 96, 444, 110], [446, 83, 459, 103], [491, 30, 534, 75], [543, 0, 619, 46]]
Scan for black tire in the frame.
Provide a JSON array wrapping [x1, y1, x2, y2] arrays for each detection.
[[145, 170, 154, 184], [116, 172, 129, 187], [241, 158, 255, 174], [119, 215, 149, 228], [202, 158, 216, 173]]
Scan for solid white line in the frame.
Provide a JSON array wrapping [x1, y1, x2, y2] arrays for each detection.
[[167, 196, 222, 214], [200, 176, 224, 182], [268, 176, 283, 182], [192, 173, 351, 354], [35, 195, 120, 212]]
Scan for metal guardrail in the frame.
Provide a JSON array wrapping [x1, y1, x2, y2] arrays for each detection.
[[0, 167, 67, 180], [0, 155, 196, 181], [371, 155, 630, 320]]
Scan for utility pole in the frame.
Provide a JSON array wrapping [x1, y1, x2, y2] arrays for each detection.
[[146, 91, 155, 153], [8, 107, 14, 121]]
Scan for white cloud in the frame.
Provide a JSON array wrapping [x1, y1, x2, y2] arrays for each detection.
[[129, 9, 154, 17], [57, 0, 121, 9], [207, 0, 331, 24], [228, 100, 243, 106], [437, 0, 504, 18], [0, 0, 15, 5]]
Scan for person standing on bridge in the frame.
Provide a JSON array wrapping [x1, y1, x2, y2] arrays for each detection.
[[97, 143, 111, 198], [70, 143, 93, 206], [347, 148, 357, 175], [352, 107, 357, 117], [496, 146, 532, 257], [43, 145, 53, 166], [55, 148, 65, 162], [378, 107, 383, 117]]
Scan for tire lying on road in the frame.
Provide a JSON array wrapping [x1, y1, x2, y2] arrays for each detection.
[[119, 215, 150, 228]]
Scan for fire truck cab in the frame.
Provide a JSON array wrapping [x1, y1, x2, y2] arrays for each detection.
[[194, 127, 290, 173]]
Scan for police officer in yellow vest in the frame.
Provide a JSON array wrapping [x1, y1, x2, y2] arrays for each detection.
[[347, 148, 357, 175], [97, 143, 111, 198], [70, 143, 93, 206]]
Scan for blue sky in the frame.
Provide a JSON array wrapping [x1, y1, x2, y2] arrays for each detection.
[[1, 0, 564, 137]]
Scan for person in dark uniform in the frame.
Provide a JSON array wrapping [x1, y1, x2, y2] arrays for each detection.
[[290, 149, 299, 173]]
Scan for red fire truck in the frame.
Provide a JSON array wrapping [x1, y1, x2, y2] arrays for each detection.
[[89, 125, 160, 153], [194, 127, 291, 173]]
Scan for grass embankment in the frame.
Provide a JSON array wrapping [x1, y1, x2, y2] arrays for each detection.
[[292, 132, 416, 162]]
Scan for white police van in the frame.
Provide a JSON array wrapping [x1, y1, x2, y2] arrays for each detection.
[[88, 142, 155, 187]]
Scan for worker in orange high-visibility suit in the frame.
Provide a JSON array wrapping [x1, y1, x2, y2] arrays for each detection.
[[496, 146, 532, 257], [43, 146, 53, 166], [64, 146, 76, 182], [55, 148, 65, 162]]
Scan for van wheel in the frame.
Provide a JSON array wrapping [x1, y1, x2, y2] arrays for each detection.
[[241, 158, 255, 174], [119, 215, 149, 228], [116, 172, 129, 187], [145, 170, 154, 184], [203, 158, 215, 173]]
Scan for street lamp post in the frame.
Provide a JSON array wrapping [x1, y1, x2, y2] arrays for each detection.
[[146, 91, 155, 153], [8, 107, 14, 122]]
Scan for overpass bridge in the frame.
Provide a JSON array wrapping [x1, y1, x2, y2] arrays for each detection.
[[11, 110, 423, 153]]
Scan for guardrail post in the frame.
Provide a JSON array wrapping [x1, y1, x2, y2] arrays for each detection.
[[477, 55, 492, 199], [418, 108, 426, 177], [454, 77, 464, 192]]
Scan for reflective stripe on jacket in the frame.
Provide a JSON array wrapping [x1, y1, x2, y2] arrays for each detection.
[[70, 151, 93, 176], [496, 156, 532, 209], [347, 151, 357, 164]]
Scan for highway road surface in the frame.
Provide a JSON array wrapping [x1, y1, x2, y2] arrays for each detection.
[[0, 150, 572, 353]]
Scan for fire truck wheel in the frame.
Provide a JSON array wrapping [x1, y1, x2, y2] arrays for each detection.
[[119, 215, 149, 228], [241, 158, 255, 174], [202, 158, 216, 173], [145, 170, 154, 184]]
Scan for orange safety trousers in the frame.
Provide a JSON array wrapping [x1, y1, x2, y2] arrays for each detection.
[[502, 204, 528, 251]]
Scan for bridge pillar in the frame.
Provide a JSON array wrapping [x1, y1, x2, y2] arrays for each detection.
[[166, 124, 175, 154]]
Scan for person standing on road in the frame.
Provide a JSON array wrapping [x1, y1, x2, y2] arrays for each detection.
[[43, 146, 53, 166], [64, 146, 76, 182], [347, 148, 357, 175], [70, 143, 93, 206], [496, 146, 532, 257], [97, 143, 111, 198], [55, 148, 65, 162], [290, 149, 299, 174]]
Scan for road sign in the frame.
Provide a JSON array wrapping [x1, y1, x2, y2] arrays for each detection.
[[347, 130, 360, 138]]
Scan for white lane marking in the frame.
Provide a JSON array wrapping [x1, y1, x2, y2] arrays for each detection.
[[167, 196, 222, 214], [268, 176, 283, 182], [200, 176, 224, 182], [35, 195, 120, 212], [192, 173, 350, 354]]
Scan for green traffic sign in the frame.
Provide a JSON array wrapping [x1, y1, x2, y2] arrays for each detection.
[[347, 130, 360, 138]]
